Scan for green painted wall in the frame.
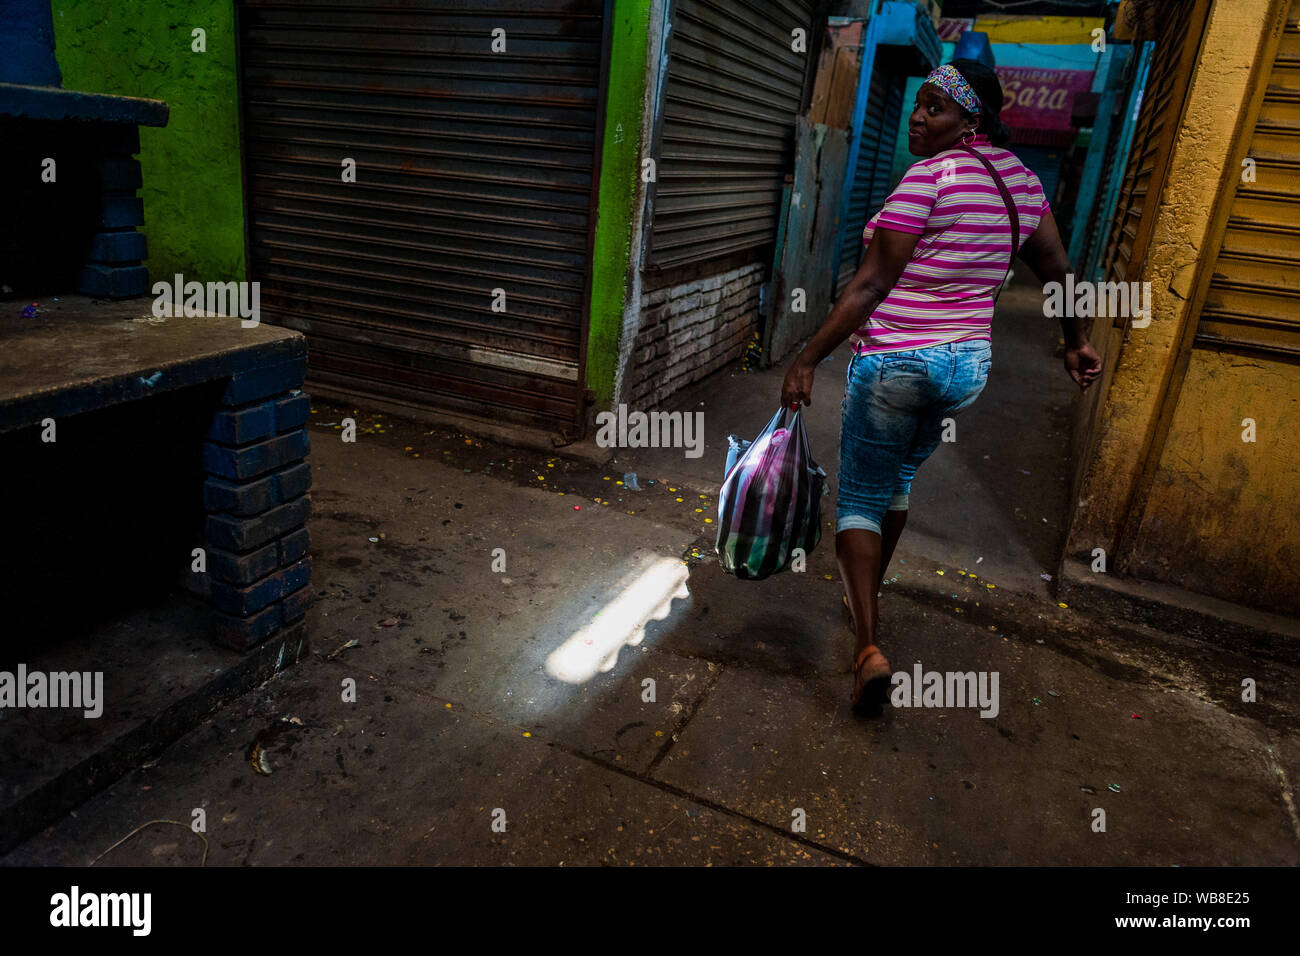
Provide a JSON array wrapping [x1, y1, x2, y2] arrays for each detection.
[[586, 0, 652, 409], [51, 1, 246, 283]]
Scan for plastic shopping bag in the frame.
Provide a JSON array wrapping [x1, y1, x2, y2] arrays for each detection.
[[715, 406, 826, 580]]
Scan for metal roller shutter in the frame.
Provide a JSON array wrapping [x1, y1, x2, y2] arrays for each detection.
[[1079, 41, 1153, 283], [1194, 0, 1300, 357], [647, 0, 815, 270], [1011, 145, 1064, 211], [867, 78, 905, 233], [1079, 106, 1122, 277], [236, 0, 608, 434], [837, 66, 904, 294], [1100, 0, 1211, 291]]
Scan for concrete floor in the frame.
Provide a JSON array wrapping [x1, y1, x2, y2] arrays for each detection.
[[5, 281, 1299, 864], [600, 276, 1079, 604]]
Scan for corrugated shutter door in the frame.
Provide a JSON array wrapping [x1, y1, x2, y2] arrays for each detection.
[[648, 0, 814, 269], [837, 66, 904, 294], [1100, 0, 1211, 287], [237, 0, 607, 433], [869, 78, 905, 219], [1011, 146, 1064, 209], [1195, 0, 1300, 356], [1079, 114, 1121, 276]]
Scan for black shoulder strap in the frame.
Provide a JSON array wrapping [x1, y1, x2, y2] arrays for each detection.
[[960, 144, 1020, 298]]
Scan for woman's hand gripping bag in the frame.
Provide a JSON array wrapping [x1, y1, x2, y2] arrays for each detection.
[[715, 407, 826, 580]]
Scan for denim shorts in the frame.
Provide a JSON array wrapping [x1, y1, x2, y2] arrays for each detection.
[[837, 340, 992, 535]]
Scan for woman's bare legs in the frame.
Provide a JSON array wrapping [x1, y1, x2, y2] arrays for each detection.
[[838, 509, 909, 709], [837, 529, 883, 661], [879, 508, 908, 590], [839, 508, 908, 655]]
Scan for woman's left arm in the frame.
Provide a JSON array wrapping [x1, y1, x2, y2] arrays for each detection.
[[780, 226, 920, 407]]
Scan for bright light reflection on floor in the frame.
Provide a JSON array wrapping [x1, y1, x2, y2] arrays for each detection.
[[545, 557, 690, 684]]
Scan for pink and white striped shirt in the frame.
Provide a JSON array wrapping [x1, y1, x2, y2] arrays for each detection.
[[851, 133, 1049, 355]]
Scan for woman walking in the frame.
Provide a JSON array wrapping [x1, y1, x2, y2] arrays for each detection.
[[780, 60, 1102, 713]]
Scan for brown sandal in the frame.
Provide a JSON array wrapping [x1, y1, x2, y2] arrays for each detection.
[[851, 644, 892, 713]]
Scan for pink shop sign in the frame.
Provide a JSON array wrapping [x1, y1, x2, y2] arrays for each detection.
[[995, 67, 1094, 129], [936, 18, 974, 42]]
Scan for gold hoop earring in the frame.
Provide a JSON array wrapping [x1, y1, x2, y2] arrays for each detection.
[[960, 129, 975, 146]]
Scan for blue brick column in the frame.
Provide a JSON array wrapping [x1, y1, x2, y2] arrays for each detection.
[[74, 124, 150, 299], [192, 356, 314, 650]]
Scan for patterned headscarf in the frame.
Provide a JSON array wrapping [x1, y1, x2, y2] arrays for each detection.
[[923, 63, 982, 114]]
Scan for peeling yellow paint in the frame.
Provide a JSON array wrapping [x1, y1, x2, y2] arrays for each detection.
[[1066, 0, 1298, 615]]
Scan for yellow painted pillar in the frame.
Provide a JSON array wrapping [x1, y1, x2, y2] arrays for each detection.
[[1064, 0, 1282, 570]]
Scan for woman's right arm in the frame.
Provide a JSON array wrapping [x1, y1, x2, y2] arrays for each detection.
[[1018, 210, 1103, 392]]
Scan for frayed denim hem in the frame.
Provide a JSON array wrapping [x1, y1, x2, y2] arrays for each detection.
[[836, 514, 882, 535]]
